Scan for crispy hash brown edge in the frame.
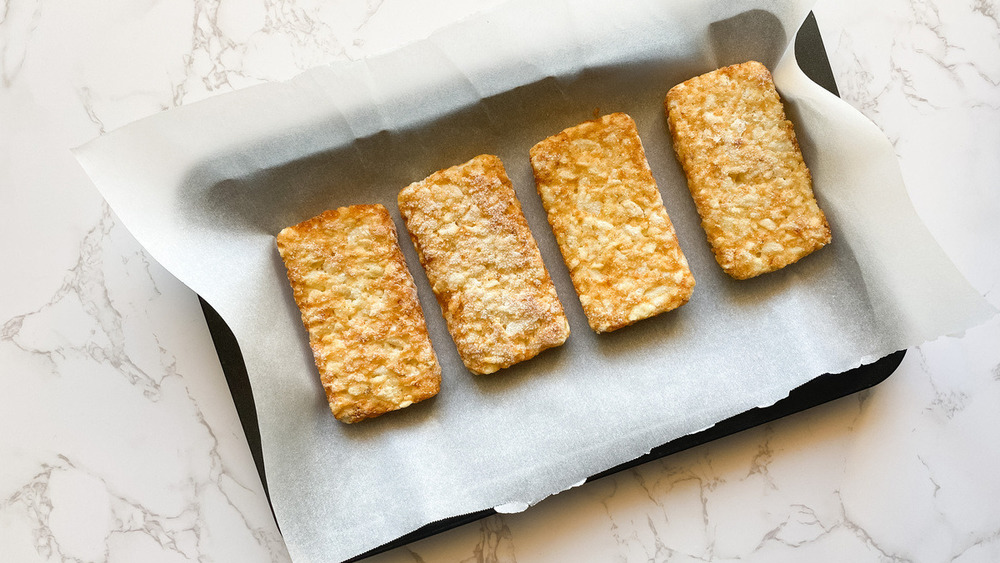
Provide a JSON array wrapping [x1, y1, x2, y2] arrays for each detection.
[[276, 204, 441, 423], [397, 154, 570, 374], [665, 61, 832, 279], [529, 112, 696, 332]]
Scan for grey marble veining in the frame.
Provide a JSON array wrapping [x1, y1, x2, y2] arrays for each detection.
[[2, 0, 998, 561], [1, 205, 286, 560]]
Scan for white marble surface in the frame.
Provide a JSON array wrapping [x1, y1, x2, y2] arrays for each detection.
[[1, 0, 997, 561]]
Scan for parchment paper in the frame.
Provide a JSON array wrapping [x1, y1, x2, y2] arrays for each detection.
[[73, 0, 995, 560]]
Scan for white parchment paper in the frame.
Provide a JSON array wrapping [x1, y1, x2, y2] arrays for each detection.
[[74, 0, 994, 560]]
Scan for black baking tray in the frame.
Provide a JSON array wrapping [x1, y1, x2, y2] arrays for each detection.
[[199, 12, 906, 561]]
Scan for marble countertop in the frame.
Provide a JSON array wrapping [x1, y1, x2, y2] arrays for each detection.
[[2, 0, 998, 561]]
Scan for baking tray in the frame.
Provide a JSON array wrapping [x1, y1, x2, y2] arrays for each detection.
[[198, 12, 906, 561]]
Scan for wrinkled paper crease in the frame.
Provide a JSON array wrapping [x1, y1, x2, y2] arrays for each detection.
[[74, 0, 994, 560]]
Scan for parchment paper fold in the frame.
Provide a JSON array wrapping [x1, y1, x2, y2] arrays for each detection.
[[74, 0, 994, 560]]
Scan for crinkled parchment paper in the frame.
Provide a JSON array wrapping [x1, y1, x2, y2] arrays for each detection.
[[73, 0, 994, 560]]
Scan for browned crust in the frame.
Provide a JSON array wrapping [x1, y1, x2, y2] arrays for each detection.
[[276, 204, 440, 423], [398, 154, 570, 374], [665, 61, 832, 279], [530, 112, 695, 333]]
